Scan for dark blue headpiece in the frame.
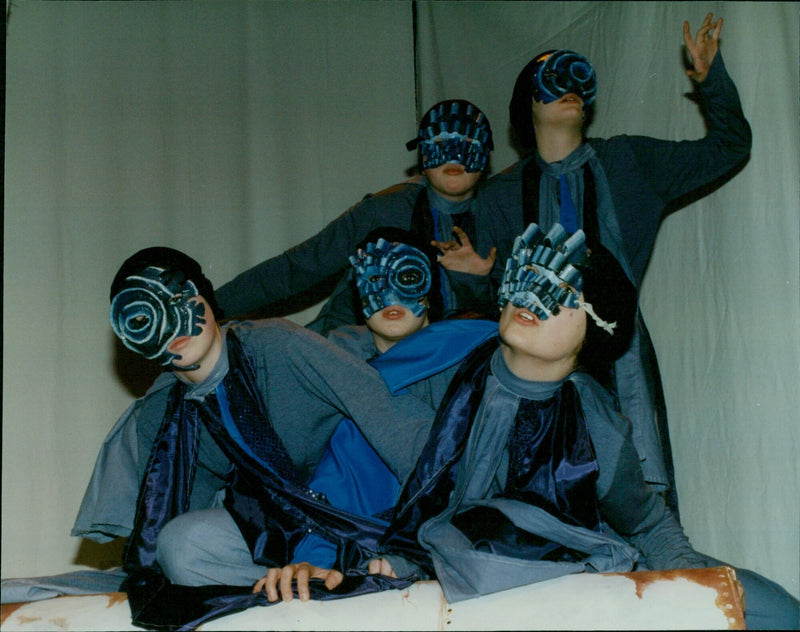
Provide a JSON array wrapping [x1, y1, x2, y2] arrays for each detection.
[[111, 266, 207, 365], [109, 247, 217, 367]]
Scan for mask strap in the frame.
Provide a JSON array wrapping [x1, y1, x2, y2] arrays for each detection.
[[576, 299, 616, 335]]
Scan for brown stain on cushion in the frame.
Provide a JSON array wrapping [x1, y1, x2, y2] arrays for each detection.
[[609, 566, 745, 629]]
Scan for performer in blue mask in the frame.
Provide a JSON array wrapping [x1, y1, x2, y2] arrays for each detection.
[[407, 99, 494, 174], [481, 13, 753, 517], [75, 246, 445, 629], [216, 99, 499, 334], [376, 224, 798, 631], [351, 238, 432, 320]]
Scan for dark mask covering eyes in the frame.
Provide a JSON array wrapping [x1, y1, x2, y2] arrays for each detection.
[[498, 223, 586, 319], [532, 49, 597, 106], [350, 239, 432, 320], [110, 266, 206, 366], [407, 100, 494, 173]]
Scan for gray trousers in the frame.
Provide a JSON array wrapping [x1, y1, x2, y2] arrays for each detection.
[[156, 507, 266, 587]]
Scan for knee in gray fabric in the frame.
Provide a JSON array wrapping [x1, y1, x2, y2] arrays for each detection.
[[155, 508, 266, 587], [155, 512, 210, 585]]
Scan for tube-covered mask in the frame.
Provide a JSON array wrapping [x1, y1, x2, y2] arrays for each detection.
[[110, 265, 207, 366], [406, 99, 494, 173], [350, 238, 432, 320], [498, 223, 587, 319], [530, 49, 597, 106]]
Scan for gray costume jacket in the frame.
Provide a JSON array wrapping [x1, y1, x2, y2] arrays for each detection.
[[72, 319, 436, 543], [473, 53, 752, 495], [388, 346, 706, 603], [215, 179, 494, 330]]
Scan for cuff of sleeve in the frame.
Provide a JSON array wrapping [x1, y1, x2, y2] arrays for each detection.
[[698, 51, 726, 90]]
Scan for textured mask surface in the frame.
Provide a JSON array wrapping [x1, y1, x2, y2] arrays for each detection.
[[498, 223, 587, 319], [110, 266, 206, 365], [350, 239, 432, 320]]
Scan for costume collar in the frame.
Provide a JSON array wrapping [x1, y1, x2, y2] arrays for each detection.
[[490, 347, 565, 401], [535, 141, 596, 177], [177, 324, 232, 400], [424, 179, 474, 215]]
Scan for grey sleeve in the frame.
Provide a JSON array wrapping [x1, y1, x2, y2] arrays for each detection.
[[72, 369, 233, 542], [305, 269, 362, 336], [71, 400, 147, 541], [577, 378, 706, 569], [373, 555, 430, 581], [281, 327, 437, 484], [215, 196, 379, 317]]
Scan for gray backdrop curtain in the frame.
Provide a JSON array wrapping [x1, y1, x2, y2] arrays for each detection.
[[3, 1, 799, 601]]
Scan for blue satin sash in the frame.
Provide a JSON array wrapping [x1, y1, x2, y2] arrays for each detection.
[[380, 338, 602, 570], [292, 319, 499, 565], [123, 332, 410, 630]]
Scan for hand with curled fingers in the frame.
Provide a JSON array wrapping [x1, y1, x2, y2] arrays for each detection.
[[432, 226, 497, 276], [253, 562, 344, 603], [683, 12, 722, 83], [367, 557, 397, 578]]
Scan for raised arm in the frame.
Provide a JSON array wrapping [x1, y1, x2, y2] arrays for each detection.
[[623, 14, 751, 204]]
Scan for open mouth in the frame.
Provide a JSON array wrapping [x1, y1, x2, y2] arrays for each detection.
[[381, 306, 406, 320], [513, 308, 540, 325]]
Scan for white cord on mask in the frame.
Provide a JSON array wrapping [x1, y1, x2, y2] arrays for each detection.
[[577, 299, 617, 335]]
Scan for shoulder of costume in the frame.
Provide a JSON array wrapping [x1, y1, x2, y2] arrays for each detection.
[[223, 318, 301, 334], [568, 371, 630, 433], [141, 369, 179, 399], [486, 159, 525, 181], [370, 176, 426, 200], [219, 318, 303, 352]]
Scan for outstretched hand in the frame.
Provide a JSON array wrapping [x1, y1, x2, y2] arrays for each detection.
[[683, 13, 722, 83], [432, 226, 497, 276], [253, 562, 344, 602]]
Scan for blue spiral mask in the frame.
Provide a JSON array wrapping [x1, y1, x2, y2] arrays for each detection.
[[350, 239, 432, 320], [110, 266, 207, 365], [407, 100, 494, 173], [498, 223, 587, 319], [531, 49, 597, 106]]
